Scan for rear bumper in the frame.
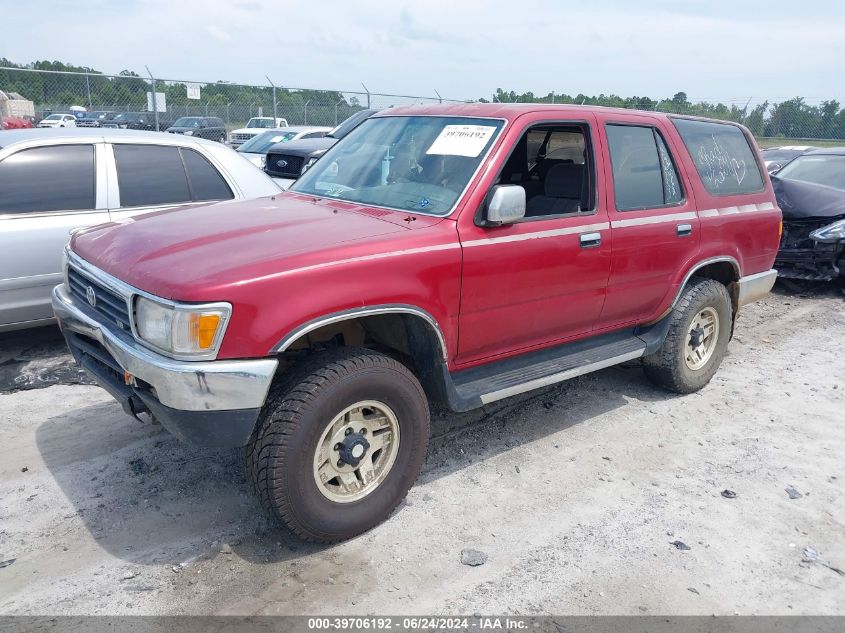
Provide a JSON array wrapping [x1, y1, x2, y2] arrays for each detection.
[[737, 269, 778, 306], [52, 284, 278, 447]]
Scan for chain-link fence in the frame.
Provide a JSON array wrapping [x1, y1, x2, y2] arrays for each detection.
[[0, 66, 465, 135], [3, 66, 845, 147]]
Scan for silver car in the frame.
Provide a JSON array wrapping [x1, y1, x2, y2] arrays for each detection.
[[0, 128, 282, 331]]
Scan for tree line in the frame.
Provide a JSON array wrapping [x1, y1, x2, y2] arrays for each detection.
[[480, 90, 845, 140]]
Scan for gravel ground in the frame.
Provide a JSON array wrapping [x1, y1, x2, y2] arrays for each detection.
[[0, 283, 843, 616]]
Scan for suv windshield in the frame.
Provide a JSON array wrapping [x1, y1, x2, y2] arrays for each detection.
[[776, 155, 845, 191], [247, 118, 274, 129], [291, 116, 503, 216], [238, 130, 298, 153], [45, 115, 62, 120], [173, 117, 202, 128]]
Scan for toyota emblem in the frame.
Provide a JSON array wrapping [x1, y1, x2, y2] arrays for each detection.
[[86, 286, 97, 307], [276, 159, 288, 168]]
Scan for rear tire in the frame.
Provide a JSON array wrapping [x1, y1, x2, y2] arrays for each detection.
[[247, 348, 430, 542], [643, 277, 732, 394]]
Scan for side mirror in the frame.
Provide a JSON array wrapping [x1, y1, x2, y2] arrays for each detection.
[[485, 185, 526, 226]]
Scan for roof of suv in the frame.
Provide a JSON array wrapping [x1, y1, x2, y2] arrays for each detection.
[[377, 102, 727, 125], [0, 128, 226, 149]]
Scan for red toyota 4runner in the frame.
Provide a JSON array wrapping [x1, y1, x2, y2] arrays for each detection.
[[53, 104, 781, 542]]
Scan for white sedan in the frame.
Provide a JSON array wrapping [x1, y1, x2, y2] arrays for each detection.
[[0, 128, 282, 331], [37, 114, 77, 128]]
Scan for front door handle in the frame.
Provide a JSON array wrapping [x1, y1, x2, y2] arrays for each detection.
[[580, 232, 602, 248], [677, 223, 693, 237]]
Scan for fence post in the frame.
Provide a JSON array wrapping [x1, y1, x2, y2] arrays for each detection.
[[361, 83, 371, 109], [85, 73, 93, 110], [334, 98, 344, 125], [304, 100, 310, 125], [266, 76, 277, 122], [145, 66, 160, 131], [226, 102, 231, 125]]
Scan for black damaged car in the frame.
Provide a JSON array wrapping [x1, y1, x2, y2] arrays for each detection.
[[771, 148, 845, 281]]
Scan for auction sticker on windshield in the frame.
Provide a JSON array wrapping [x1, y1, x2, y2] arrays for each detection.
[[426, 125, 498, 157]]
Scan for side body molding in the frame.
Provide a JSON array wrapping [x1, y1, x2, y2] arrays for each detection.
[[270, 304, 449, 361]]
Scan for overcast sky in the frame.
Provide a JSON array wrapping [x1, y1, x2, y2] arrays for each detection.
[[4, 0, 845, 105]]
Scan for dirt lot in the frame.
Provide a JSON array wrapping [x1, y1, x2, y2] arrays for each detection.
[[0, 284, 843, 616]]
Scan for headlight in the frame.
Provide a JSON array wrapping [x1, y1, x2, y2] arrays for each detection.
[[134, 296, 231, 358], [810, 219, 845, 243], [184, 130, 194, 136]]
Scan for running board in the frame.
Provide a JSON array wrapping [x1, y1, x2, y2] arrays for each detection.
[[437, 320, 671, 412]]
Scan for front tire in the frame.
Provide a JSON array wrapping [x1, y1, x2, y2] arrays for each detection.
[[247, 348, 430, 542], [643, 277, 733, 393]]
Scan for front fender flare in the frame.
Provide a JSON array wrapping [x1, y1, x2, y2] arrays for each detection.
[[270, 304, 449, 361]]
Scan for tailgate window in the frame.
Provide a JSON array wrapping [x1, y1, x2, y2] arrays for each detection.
[[673, 118, 764, 196]]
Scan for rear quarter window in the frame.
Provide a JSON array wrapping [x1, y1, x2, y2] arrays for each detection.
[[672, 118, 764, 196]]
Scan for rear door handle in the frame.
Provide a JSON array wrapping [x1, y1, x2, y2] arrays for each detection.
[[676, 223, 693, 237], [580, 232, 602, 248]]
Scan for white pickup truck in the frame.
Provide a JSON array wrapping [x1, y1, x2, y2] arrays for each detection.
[[229, 117, 290, 147]]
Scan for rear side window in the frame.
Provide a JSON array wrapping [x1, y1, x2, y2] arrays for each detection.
[[673, 118, 764, 195], [0, 144, 95, 214], [114, 145, 233, 207], [606, 125, 683, 210], [114, 145, 191, 207], [182, 149, 233, 201]]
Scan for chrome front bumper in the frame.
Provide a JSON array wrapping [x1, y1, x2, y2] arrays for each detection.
[[52, 284, 278, 412], [737, 269, 778, 307]]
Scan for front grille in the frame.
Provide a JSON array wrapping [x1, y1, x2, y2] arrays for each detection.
[[265, 153, 304, 178], [68, 266, 132, 332], [231, 133, 252, 143]]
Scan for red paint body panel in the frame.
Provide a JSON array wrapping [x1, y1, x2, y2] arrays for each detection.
[[454, 111, 612, 365], [594, 111, 703, 327], [69, 104, 781, 370]]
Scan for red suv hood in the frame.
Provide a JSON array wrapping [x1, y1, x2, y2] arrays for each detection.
[[71, 193, 434, 300]]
